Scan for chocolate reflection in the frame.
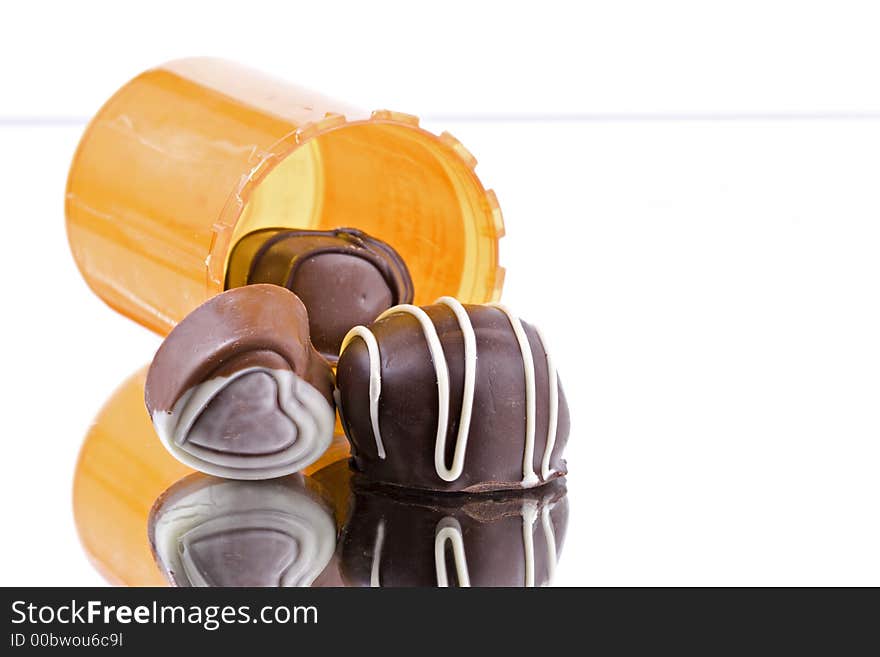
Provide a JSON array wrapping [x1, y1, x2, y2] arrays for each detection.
[[148, 474, 336, 587], [335, 467, 568, 587], [149, 461, 568, 587]]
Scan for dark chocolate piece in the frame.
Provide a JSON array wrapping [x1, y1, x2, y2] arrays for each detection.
[[227, 228, 414, 361], [145, 284, 336, 480], [336, 298, 569, 492], [336, 471, 568, 587], [148, 474, 336, 587]]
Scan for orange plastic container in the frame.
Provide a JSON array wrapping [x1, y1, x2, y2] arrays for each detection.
[[66, 58, 504, 335]]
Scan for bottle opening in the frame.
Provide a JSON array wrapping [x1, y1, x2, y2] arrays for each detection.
[[223, 121, 501, 306]]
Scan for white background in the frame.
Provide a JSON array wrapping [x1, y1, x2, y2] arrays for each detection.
[[1, 0, 879, 586]]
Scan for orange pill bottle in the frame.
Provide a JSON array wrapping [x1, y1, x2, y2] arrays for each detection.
[[65, 58, 504, 335]]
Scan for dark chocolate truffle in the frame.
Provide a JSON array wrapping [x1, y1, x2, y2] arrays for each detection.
[[148, 474, 336, 587], [335, 298, 569, 492], [227, 228, 414, 361], [145, 284, 336, 480], [337, 475, 568, 587]]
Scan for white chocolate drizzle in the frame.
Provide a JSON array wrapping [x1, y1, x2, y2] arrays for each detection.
[[434, 517, 471, 587], [521, 500, 538, 587], [339, 326, 385, 459], [338, 298, 559, 486], [489, 304, 539, 486], [535, 326, 559, 479], [370, 520, 385, 587], [541, 504, 558, 585], [433, 297, 477, 481], [375, 304, 451, 473]]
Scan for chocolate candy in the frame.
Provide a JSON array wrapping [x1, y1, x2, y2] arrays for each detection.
[[336, 298, 569, 492], [145, 284, 336, 480], [227, 228, 413, 361], [337, 474, 568, 587], [149, 474, 336, 587]]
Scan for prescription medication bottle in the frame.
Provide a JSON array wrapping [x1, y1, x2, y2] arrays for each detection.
[[65, 58, 505, 335]]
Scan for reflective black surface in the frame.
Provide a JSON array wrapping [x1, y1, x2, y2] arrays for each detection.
[[149, 461, 568, 587]]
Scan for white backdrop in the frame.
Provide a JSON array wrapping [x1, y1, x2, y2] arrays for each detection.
[[1, 1, 879, 586]]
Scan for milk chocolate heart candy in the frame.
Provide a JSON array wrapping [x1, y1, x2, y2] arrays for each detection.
[[145, 284, 336, 480], [336, 298, 570, 492], [227, 228, 414, 362]]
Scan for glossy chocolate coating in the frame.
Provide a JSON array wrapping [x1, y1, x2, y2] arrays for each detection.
[[145, 285, 336, 479], [337, 473, 568, 587], [227, 228, 414, 360], [336, 302, 570, 492]]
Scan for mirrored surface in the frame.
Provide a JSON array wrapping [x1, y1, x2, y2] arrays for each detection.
[[149, 461, 568, 587]]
